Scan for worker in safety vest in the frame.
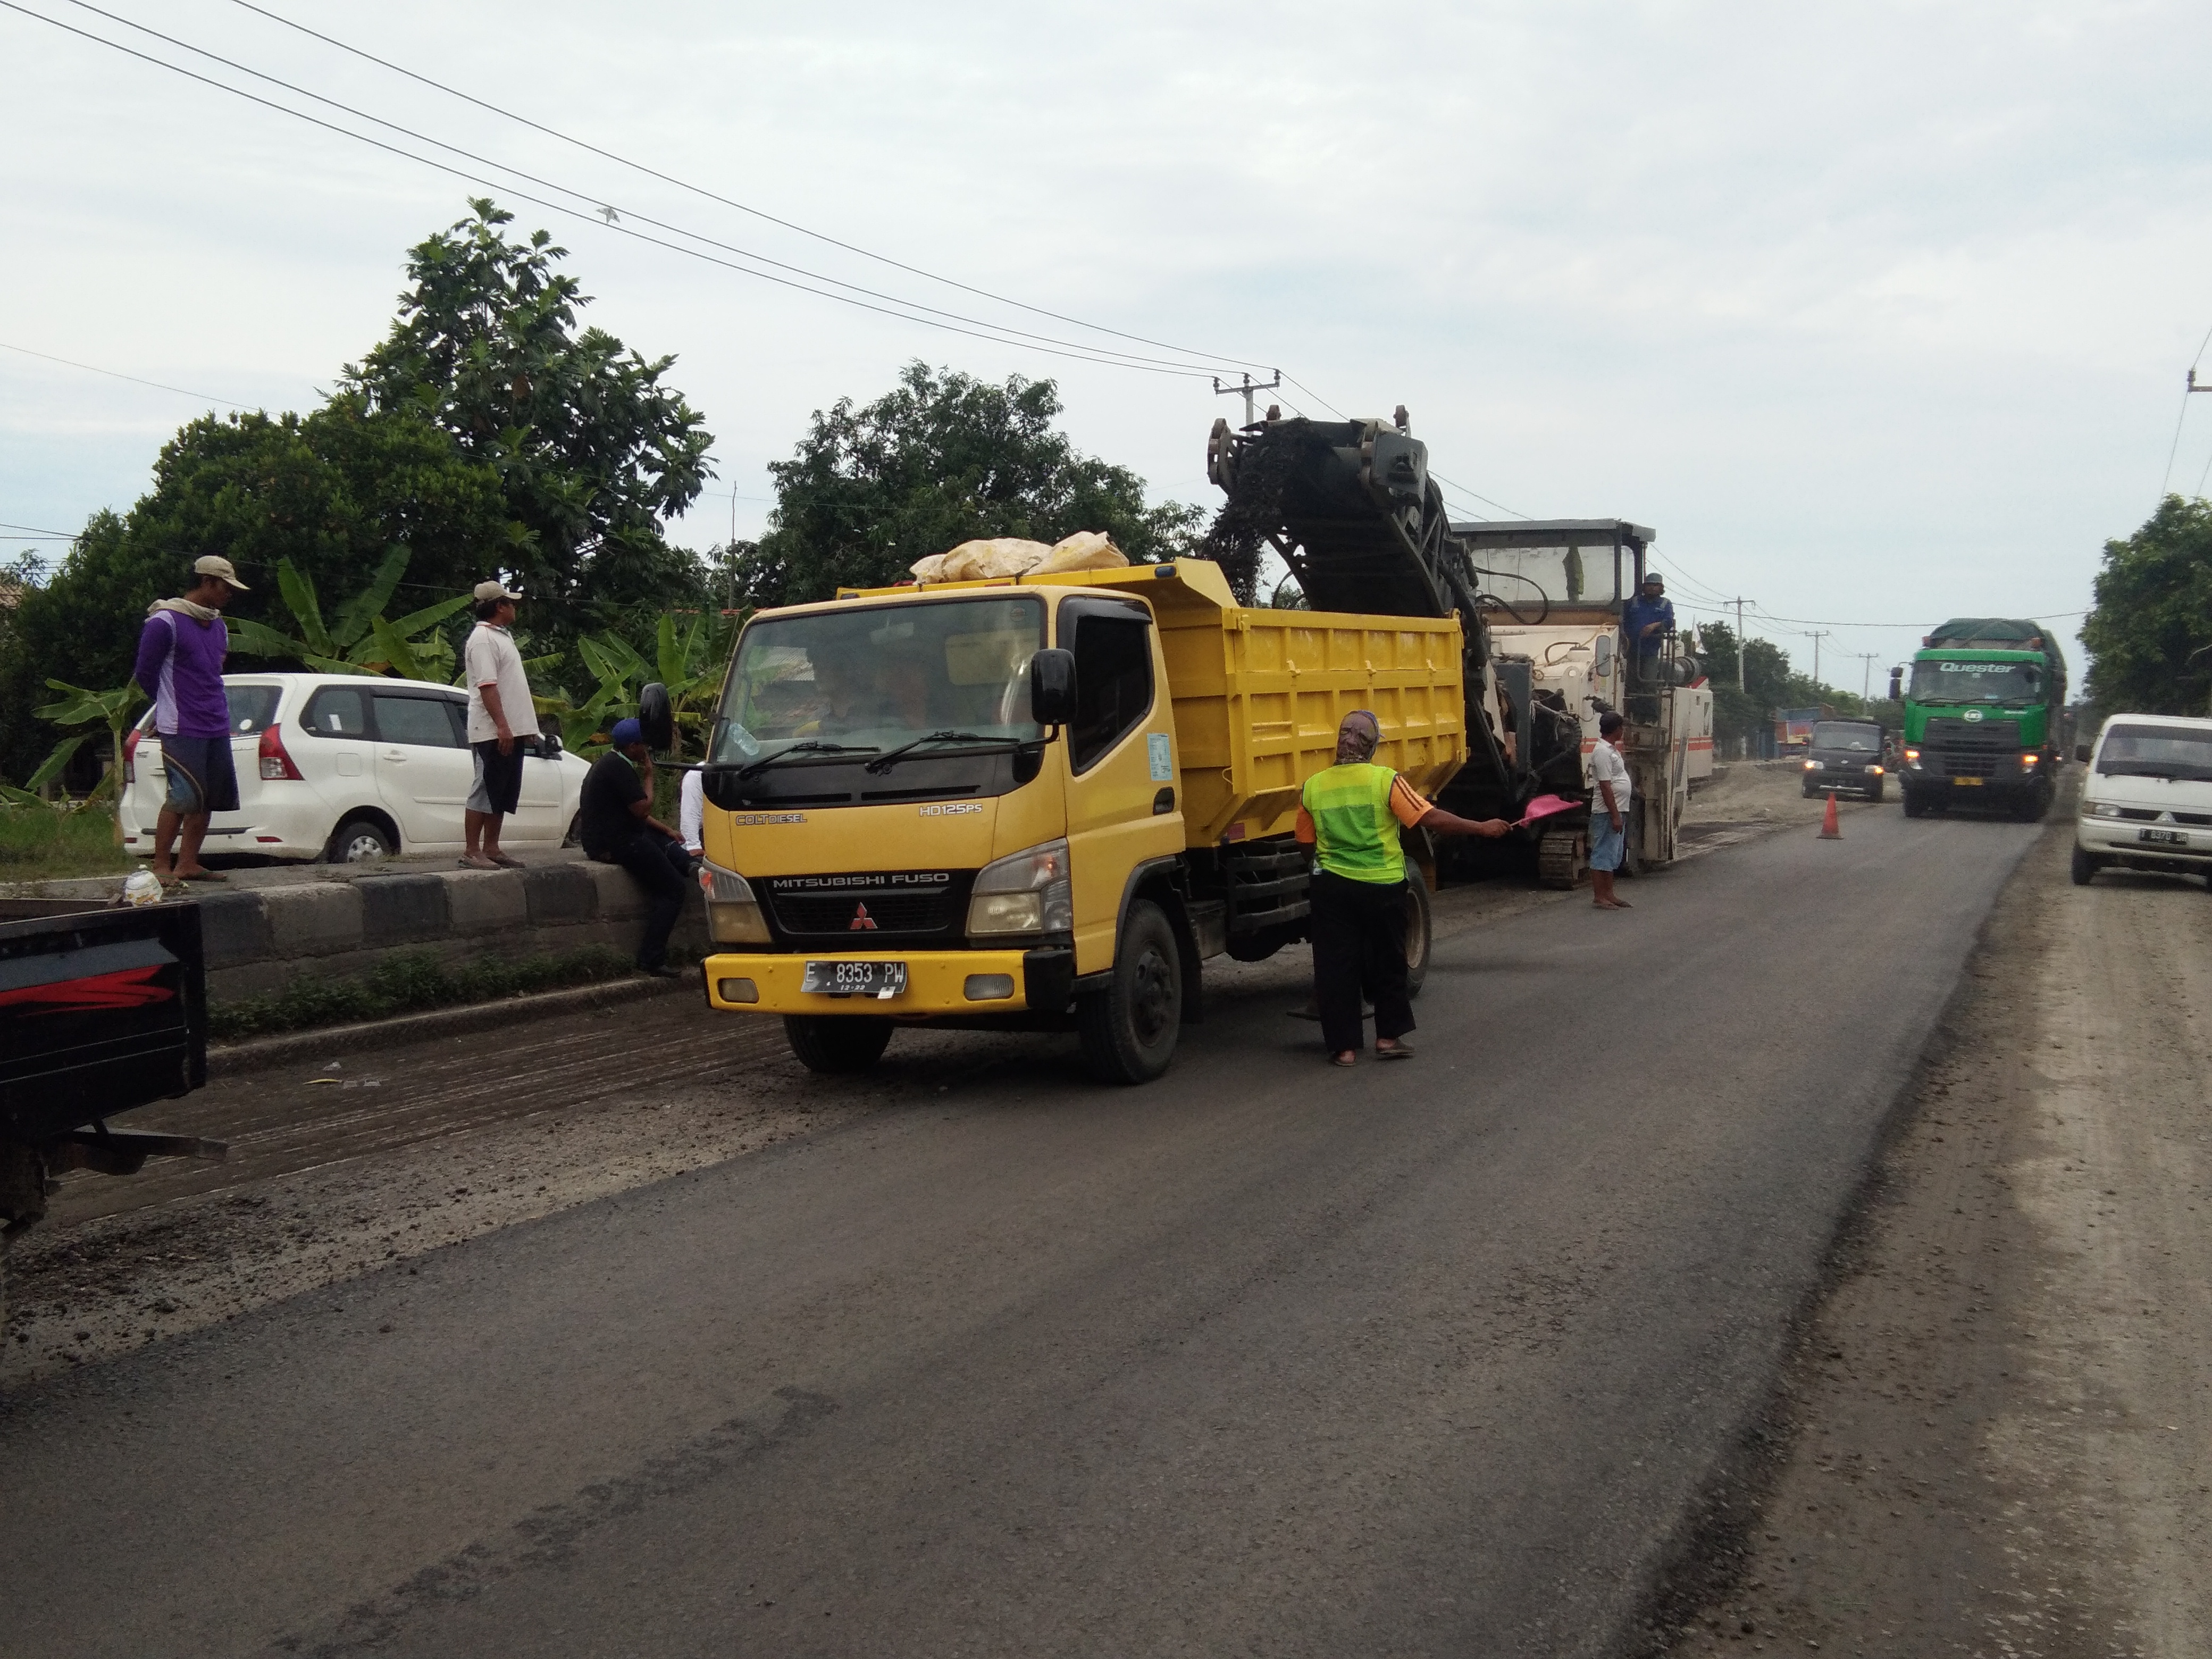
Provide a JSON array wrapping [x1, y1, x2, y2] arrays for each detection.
[[1295, 710, 1511, 1067]]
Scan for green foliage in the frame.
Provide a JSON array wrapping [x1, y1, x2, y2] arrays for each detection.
[[345, 198, 715, 621], [0, 798, 132, 880], [540, 610, 739, 757], [26, 680, 144, 839], [2081, 495, 2212, 716], [741, 362, 1203, 606], [226, 549, 474, 682], [207, 944, 640, 1041]]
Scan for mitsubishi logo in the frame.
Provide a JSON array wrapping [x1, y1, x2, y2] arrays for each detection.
[[849, 903, 878, 931]]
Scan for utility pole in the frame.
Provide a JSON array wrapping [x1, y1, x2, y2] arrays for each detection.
[[1803, 629, 1831, 694], [1856, 651, 1880, 705], [1213, 371, 1283, 427], [1725, 598, 1750, 691]]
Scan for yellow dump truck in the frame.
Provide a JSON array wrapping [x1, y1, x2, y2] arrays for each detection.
[[692, 557, 1466, 1083]]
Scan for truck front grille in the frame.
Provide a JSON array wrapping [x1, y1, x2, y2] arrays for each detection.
[[757, 870, 978, 943], [770, 891, 957, 935]]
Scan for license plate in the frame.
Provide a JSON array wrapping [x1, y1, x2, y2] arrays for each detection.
[[1951, 777, 1984, 787], [801, 959, 908, 999], [2138, 827, 2187, 845]]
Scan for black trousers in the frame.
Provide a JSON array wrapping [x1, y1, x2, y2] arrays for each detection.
[[607, 833, 693, 968], [1309, 868, 1414, 1055]]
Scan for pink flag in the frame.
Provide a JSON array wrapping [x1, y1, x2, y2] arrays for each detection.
[[1514, 793, 1581, 828]]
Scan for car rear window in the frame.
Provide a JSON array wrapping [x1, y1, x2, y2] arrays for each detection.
[[1810, 722, 1880, 751], [225, 685, 281, 734], [301, 686, 371, 738]]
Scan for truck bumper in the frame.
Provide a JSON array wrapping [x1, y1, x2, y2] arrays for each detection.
[[702, 947, 1074, 1017]]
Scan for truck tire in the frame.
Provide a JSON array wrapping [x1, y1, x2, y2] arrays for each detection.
[[1403, 876, 1433, 998], [783, 1015, 893, 1074], [2069, 845, 2100, 887], [1902, 789, 1926, 818], [1078, 899, 1182, 1085]]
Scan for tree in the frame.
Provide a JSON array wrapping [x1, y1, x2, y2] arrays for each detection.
[[2081, 495, 2212, 716], [26, 680, 144, 835], [345, 198, 715, 622], [227, 548, 477, 682], [742, 362, 1202, 607]]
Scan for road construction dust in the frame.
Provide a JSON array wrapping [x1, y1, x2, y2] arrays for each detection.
[[1659, 815, 2211, 1658]]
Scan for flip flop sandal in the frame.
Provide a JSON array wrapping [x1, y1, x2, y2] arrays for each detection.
[[458, 855, 499, 870], [491, 855, 527, 869], [1376, 1044, 1415, 1060], [1331, 1053, 1359, 1067], [178, 868, 228, 882]]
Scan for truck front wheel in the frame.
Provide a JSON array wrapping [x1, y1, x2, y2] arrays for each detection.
[[1078, 899, 1183, 1085], [1403, 876, 1433, 998], [783, 1015, 893, 1075]]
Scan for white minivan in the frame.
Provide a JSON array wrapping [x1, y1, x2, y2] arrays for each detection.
[[2073, 712, 2212, 888], [123, 672, 590, 863]]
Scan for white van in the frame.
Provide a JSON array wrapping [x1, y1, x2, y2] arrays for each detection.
[[2073, 712, 2212, 887], [123, 672, 591, 864]]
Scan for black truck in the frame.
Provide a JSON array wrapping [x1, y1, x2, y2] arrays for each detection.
[[1, 898, 224, 1273]]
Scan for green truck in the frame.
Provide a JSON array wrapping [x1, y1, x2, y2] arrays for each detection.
[[1889, 618, 2068, 820]]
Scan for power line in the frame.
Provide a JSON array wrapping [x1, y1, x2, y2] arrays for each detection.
[[224, 0, 1275, 378], [1, 1, 1221, 380], [2160, 320, 2212, 500], [43, 0, 1226, 380], [1, 520, 79, 538], [0, 340, 254, 409]]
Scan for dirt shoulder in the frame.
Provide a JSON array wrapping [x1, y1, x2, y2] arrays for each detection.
[[1658, 811, 2212, 1656]]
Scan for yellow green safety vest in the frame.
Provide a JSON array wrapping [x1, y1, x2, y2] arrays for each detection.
[[1302, 763, 1405, 884]]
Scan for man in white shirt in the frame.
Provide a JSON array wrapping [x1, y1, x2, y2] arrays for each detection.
[[462, 580, 541, 870], [1588, 710, 1632, 910], [678, 765, 705, 864]]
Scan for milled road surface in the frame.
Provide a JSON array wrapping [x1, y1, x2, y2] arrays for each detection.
[[2, 801, 2032, 1659]]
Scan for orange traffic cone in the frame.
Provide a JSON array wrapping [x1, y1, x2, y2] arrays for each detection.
[[1819, 790, 1842, 840]]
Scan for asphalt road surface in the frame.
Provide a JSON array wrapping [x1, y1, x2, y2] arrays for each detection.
[[2, 804, 2041, 1659]]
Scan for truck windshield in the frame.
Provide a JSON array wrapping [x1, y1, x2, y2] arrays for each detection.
[[2097, 724, 2212, 782], [1470, 543, 1622, 608], [713, 596, 1045, 764], [1909, 659, 2042, 703], [1809, 722, 1880, 751]]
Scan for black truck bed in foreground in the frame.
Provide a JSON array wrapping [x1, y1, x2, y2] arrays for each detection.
[[1, 897, 212, 1237]]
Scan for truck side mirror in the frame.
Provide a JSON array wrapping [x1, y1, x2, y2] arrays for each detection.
[[1888, 668, 1903, 701], [638, 682, 674, 751], [1593, 634, 1614, 675], [2074, 744, 2091, 763], [1030, 649, 1076, 727]]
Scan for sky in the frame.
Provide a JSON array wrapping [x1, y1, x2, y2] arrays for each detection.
[[7, 0, 2212, 697]]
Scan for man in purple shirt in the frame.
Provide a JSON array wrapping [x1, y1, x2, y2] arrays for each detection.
[[132, 555, 247, 882]]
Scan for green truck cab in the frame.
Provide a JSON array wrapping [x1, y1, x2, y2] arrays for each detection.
[[1890, 618, 2067, 821]]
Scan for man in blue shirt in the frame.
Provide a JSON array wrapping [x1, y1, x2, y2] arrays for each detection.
[[1622, 571, 1675, 665]]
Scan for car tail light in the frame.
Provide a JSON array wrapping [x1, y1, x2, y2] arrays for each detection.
[[259, 723, 304, 781], [123, 726, 143, 784]]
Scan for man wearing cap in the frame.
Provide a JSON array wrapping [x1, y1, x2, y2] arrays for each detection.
[[462, 580, 539, 870], [1621, 571, 1675, 710], [1295, 710, 1511, 1066], [132, 556, 247, 882], [579, 717, 691, 978]]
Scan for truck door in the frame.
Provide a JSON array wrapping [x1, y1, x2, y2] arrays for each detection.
[[1059, 598, 1182, 975]]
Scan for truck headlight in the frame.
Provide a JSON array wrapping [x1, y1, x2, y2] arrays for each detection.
[[1867, 765, 1884, 776], [1903, 747, 1920, 765], [968, 839, 1073, 936], [698, 859, 771, 945], [2021, 752, 2040, 767], [1804, 759, 1822, 770], [2088, 802, 2125, 819]]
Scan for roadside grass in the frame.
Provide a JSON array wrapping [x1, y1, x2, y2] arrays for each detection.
[[0, 805, 131, 883], [209, 945, 641, 1041]]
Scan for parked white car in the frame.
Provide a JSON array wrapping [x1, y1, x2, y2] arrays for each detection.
[[2073, 711, 2212, 888], [123, 672, 589, 864]]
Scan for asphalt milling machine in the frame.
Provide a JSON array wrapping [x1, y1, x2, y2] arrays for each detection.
[[1203, 409, 1709, 887]]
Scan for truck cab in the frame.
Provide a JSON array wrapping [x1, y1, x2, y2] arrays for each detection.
[[1894, 619, 2066, 820]]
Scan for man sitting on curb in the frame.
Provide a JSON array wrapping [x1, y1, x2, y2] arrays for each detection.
[[580, 717, 693, 979], [133, 555, 247, 883]]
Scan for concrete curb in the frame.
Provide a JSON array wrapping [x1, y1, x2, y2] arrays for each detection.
[[205, 971, 698, 1078]]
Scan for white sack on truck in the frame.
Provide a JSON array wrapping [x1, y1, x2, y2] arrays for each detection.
[[909, 531, 1128, 583]]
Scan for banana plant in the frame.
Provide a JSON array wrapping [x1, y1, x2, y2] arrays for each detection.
[[26, 680, 146, 841], [228, 547, 472, 682]]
